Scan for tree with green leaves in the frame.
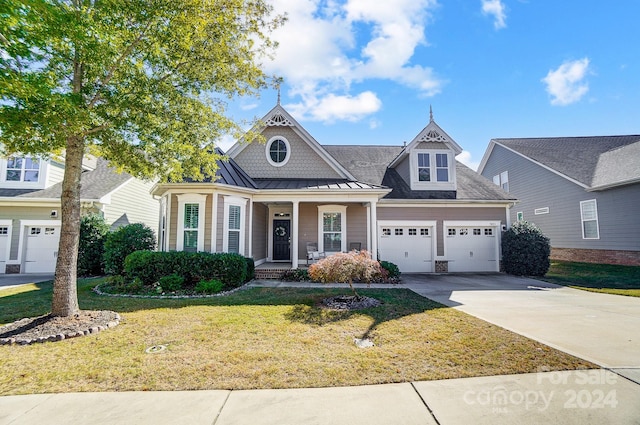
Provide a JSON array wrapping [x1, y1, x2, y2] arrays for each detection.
[[0, 0, 284, 316]]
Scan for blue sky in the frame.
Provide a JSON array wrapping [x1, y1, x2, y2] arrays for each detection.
[[222, 0, 640, 170]]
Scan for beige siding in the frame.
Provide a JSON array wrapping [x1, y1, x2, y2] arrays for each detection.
[[0, 206, 61, 260], [103, 179, 159, 235], [377, 206, 506, 256], [45, 161, 65, 187], [204, 194, 212, 252], [215, 194, 224, 252], [298, 203, 318, 260], [233, 127, 343, 179], [252, 203, 268, 260], [346, 204, 368, 251]]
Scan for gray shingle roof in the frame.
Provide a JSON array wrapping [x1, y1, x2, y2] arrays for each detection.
[[325, 145, 514, 201], [0, 158, 132, 200], [495, 135, 640, 188]]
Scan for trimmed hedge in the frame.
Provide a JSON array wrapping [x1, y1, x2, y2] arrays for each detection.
[[78, 214, 109, 276], [103, 223, 156, 275], [502, 221, 551, 276], [124, 251, 248, 289]]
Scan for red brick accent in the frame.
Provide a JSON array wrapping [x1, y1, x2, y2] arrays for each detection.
[[551, 248, 640, 266]]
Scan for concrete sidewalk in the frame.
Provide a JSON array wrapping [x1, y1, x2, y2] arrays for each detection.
[[2, 370, 639, 424]]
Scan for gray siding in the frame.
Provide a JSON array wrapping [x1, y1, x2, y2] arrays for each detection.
[[102, 179, 159, 236], [233, 127, 343, 179], [481, 144, 640, 251], [396, 155, 411, 186], [377, 206, 506, 256]]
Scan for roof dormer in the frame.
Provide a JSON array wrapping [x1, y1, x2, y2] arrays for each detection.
[[389, 108, 462, 192]]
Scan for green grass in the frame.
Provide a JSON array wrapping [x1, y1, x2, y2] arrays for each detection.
[[0, 279, 595, 395], [543, 261, 640, 297]]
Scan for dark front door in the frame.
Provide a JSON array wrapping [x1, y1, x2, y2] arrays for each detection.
[[272, 220, 291, 261]]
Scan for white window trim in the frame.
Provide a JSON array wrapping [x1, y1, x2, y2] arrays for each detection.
[[318, 205, 347, 253], [0, 156, 48, 189], [177, 194, 206, 252], [493, 171, 509, 192], [516, 211, 524, 222], [580, 199, 600, 240], [223, 196, 248, 255], [409, 150, 456, 191], [265, 136, 291, 167]]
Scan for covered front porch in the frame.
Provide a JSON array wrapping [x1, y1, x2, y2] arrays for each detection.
[[252, 189, 387, 269]]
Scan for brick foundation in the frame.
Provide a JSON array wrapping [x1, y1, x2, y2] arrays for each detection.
[[551, 248, 640, 266], [435, 261, 448, 273], [5, 264, 20, 274]]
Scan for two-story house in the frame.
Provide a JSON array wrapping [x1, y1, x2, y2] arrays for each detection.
[[0, 155, 159, 274], [478, 136, 640, 266], [152, 103, 515, 273]]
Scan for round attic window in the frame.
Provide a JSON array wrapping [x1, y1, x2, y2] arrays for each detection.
[[266, 136, 290, 167]]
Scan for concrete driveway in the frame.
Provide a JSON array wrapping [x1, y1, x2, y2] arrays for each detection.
[[0, 273, 55, 290], [402, 273, 640, 382]]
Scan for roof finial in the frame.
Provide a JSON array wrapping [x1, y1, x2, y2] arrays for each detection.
[[275, 77, 284, 105], [429, 105, 434, 122]]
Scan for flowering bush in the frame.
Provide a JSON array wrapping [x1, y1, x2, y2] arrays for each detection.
[[308, 250, 383, 284]]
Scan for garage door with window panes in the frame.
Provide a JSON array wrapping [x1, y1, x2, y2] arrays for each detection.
[[24, 226, 60, 273], [446, 226, 498, 272], [378, 226, 433, 273]]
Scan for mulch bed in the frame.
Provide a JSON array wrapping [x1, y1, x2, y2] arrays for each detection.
[[321, 295, 382, 310], [0, 310, 120, 345]]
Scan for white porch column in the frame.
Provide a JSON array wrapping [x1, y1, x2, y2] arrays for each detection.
[[292, 200, 299, 268], [370, 199, 378, 260]]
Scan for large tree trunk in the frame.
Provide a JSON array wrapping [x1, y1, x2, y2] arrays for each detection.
[[51, 136, 84, 317]]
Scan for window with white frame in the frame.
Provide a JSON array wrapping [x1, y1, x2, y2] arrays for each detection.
[[318, 205, 346, 253], [580, 199, 599, 239], [411, 150, 455, 190], [223, 196, 247, 254], [177, 194, 206, 252], [265, 136, 291, 167], [493, 171, 509, 192], [6, 156, 40, 182]]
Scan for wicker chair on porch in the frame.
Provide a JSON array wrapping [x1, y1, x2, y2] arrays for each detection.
[[306, 243, 326, 265]]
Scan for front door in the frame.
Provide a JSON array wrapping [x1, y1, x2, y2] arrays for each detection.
[[272, 220, 291, 261]]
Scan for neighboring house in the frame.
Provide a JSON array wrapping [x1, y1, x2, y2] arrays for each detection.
[[0, 155, 159, 274], [152, 104, 515, 273], [478, 136, 640, 266]]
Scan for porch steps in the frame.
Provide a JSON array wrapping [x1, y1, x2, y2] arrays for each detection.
[[254, 268, 286, 279]]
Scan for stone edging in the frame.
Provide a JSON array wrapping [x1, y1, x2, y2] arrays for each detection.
[[0, 312, 121, 346], [92, 282, 249, 299]]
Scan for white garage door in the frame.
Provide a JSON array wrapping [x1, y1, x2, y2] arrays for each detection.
[[446, 226, 498, 272], [378, 226, 433, 273], [24, 226, 60, 273], [0, 225, 9, 274]]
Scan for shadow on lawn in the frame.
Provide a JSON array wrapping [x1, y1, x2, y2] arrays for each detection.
[[0, 279, 446, 341]]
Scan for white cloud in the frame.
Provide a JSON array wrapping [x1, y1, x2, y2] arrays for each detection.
[[542, 58, 590, 106], [265, 0, 441, 123], [288, 91, 382, 122], [481, 0, 507, 29], [456, 151, 480, 171]]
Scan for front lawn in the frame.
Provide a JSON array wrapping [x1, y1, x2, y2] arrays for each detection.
[[0, 279, 594, 395], [543, 261, 640, 297]]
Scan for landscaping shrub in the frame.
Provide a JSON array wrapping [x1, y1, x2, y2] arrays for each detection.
[[78, 214, 109, 276], [502, 221, 551, 276], [281, 268, 309, 281], [159, 274, 184, 292], [308, 251, 383, 284], [195, 279, 224, 294], [244, 257, 255, 282], [379, 261, 400, 279], [123, 251, 247, 289], [103, 223, 156, 275]]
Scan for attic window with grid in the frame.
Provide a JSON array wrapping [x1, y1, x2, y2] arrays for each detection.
[[266, 136, 291, 167]]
